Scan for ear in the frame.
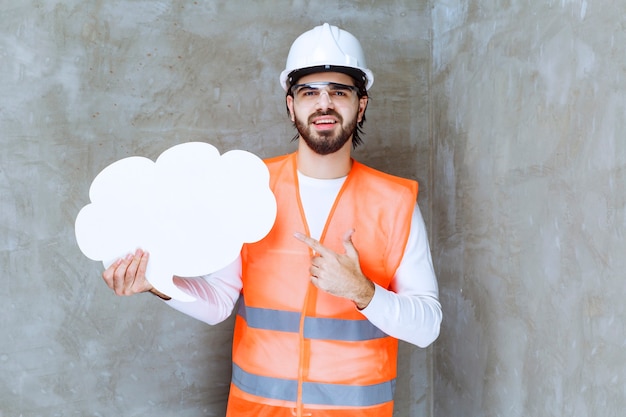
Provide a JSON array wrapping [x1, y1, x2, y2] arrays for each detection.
[[357, 96, 368, 123], [286, 95, 295, 122]]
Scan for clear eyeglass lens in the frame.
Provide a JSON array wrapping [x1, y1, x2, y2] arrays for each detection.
[[291, 82, 358, 102]]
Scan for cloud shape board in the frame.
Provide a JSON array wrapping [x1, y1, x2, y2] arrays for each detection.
[[75, 142, 276, 302]]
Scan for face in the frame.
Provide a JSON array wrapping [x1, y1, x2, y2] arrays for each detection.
[[287, 72, 368, 155]]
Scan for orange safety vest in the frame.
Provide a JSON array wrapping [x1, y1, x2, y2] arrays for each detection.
[[227, 152, 418, 417]]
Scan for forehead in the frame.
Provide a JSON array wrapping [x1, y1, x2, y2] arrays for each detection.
[[296, 71, 356, 86]]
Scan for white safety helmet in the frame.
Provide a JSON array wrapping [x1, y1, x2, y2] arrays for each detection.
[[279, 23, 374, 92]]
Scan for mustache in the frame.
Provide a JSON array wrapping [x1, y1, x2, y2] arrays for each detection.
[[307, 110, 343, 124]]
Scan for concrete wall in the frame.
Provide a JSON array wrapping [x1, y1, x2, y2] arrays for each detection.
[[0, 1, 432, 416], [9, 1, 621, 416], [432, 1, 626, 416]]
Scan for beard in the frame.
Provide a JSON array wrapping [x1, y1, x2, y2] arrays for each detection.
[[294, 109, 358, 155]]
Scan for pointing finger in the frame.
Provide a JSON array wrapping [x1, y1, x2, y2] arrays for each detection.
[[293, 232, 332, 257]]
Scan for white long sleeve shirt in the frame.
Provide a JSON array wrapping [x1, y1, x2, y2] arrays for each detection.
[[165, 172, 442, 348]]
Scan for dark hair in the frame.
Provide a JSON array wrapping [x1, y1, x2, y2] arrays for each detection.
[[285, 66, 369, 148]]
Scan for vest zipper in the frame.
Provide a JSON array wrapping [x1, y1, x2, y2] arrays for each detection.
[[296, 284, 312, 417], [294, 161, 311, 417]]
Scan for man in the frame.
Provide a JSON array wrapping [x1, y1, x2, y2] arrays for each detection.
[[102, 23, 441, 417]]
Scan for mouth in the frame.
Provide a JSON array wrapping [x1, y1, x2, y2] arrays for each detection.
[[311, 116, 339, 130], [313, 118, 336, 125]]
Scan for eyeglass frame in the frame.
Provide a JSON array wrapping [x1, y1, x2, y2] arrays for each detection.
[[288, 81, 361, 103]]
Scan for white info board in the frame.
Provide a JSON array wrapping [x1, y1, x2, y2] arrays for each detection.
[[75, 142, 277, 302]]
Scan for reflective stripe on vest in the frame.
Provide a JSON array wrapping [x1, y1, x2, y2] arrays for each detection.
[[237, 302, 387, 341], [232, 363, 396, 407]]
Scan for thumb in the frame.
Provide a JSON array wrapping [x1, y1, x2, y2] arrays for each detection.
[[342, 229, 358, 257]]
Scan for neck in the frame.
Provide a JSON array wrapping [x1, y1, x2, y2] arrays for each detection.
[[296, 138, 353, 179]]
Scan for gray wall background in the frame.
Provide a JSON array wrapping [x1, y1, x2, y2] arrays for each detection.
[[432, 1, 626, 416], [2, 1, 625, 416], [1, 1, 432, 416]]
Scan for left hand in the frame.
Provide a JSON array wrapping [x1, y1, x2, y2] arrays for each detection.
[[294, 229, 375, 309]]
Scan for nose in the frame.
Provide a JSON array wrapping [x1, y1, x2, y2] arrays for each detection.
[[315, 89, 334, 111]]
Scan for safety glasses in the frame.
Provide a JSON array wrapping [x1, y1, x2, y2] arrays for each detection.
[[290, 81, 359, 103]]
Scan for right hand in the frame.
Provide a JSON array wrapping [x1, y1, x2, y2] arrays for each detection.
[[102, 248, 153, 296]]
